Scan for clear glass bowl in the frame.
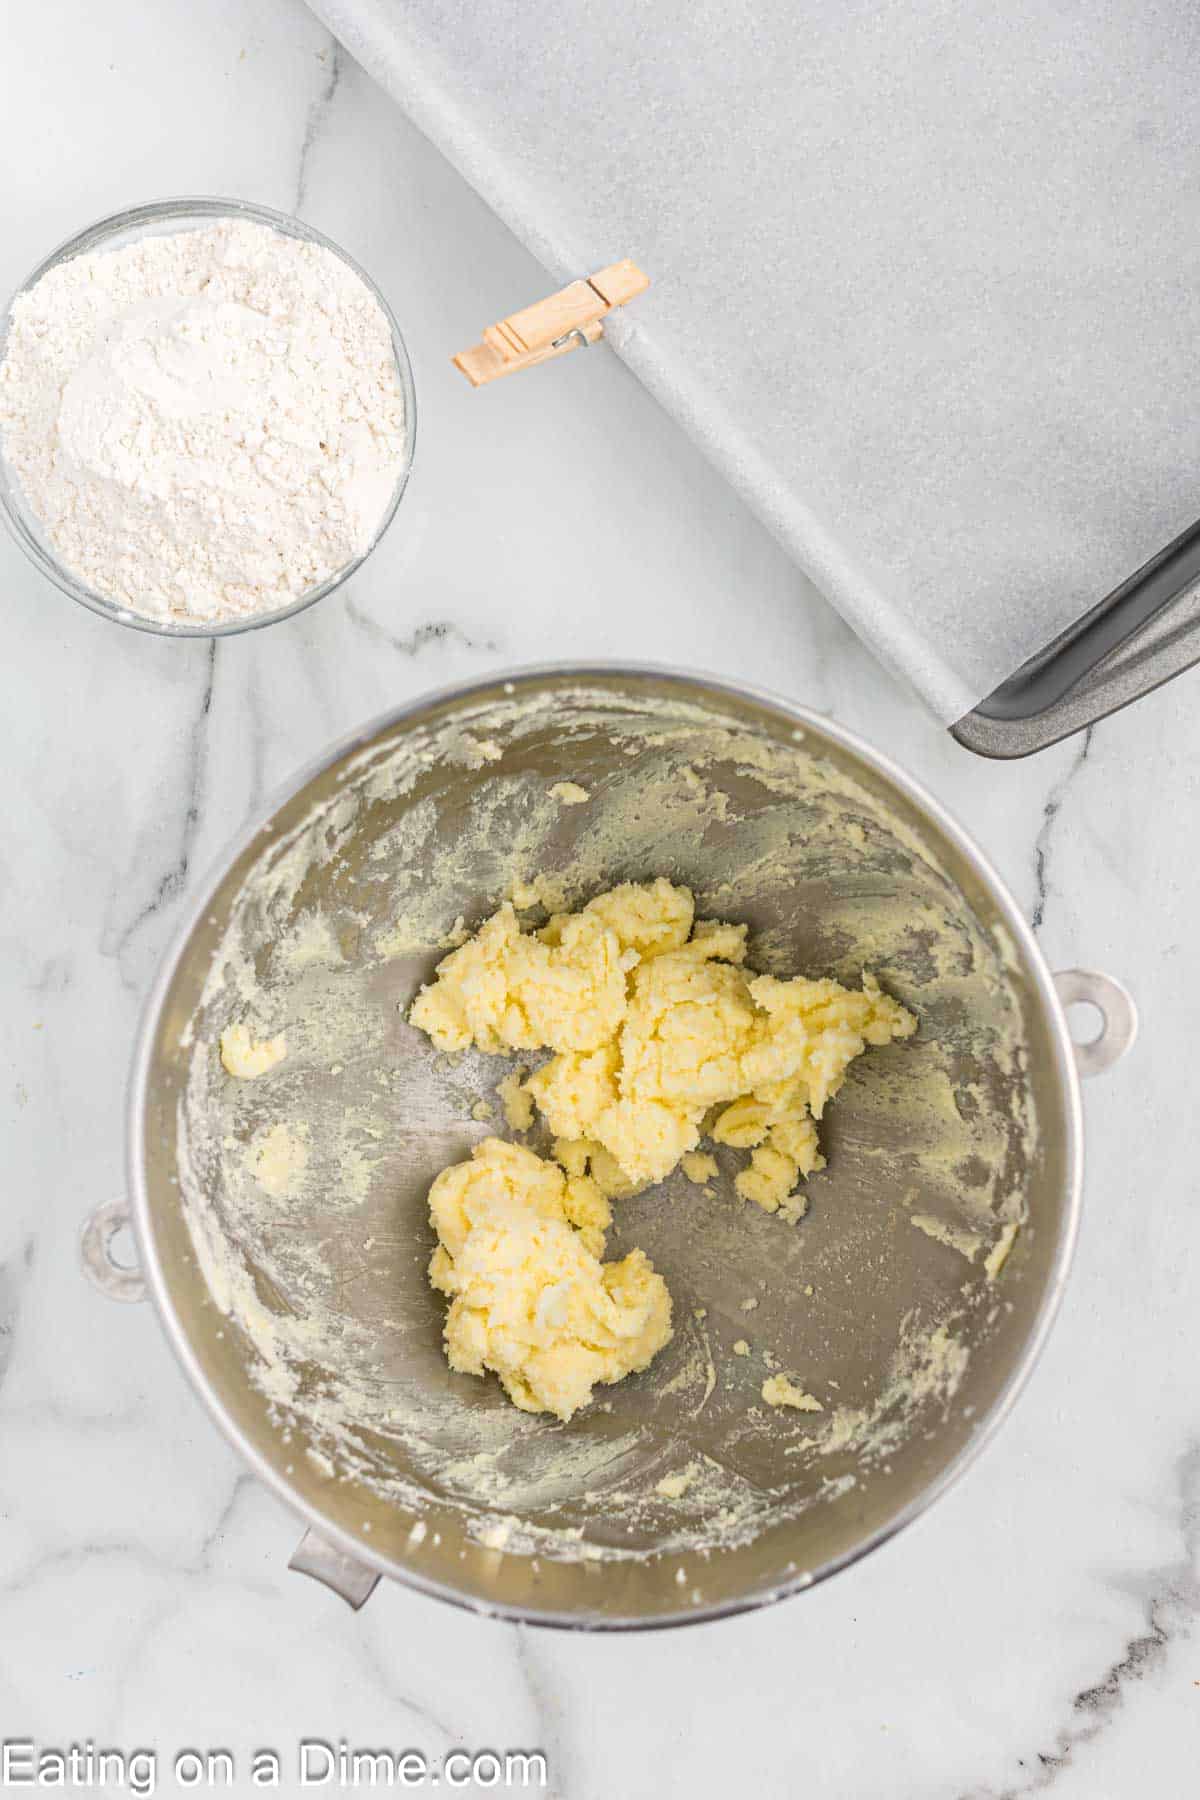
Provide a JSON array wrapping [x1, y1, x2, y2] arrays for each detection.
[[0, 197, 418, 637]]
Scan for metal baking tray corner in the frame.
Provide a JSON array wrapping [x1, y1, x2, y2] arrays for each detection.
[[951, 517, 1200, 757]]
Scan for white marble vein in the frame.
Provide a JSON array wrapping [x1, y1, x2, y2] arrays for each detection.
[[1, 0, 1198, 1794]]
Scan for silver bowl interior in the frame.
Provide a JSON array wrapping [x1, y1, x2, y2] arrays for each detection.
[[134, 670, 1075, 1626]]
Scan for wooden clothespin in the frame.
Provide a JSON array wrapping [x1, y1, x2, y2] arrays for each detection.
[[453, 261, 650, 387]]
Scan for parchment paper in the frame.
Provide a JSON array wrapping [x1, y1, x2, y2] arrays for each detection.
[[311, 0, 1200, 721]]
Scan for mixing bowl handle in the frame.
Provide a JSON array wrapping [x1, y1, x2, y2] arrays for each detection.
[[1052, 970, 1138, 1078], [79, 1196, 147, 1303], [288, 1527, 381, 1609], [79, 1207, 379, 1608]]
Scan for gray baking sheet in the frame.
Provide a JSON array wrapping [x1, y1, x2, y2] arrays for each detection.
[[311, 0, 1200, 721]]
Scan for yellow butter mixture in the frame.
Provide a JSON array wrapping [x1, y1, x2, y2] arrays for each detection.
[[427, 1137, 671, 1421], [219, 1022, 287, 1079], [410, 879, 915, 1420]]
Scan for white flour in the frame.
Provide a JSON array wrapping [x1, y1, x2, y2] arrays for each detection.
[[0, 218, 408, 623]]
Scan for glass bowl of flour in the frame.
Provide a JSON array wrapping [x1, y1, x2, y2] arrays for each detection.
[[0, 197, 417, 635]]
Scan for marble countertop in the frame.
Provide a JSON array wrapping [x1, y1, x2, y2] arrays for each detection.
[[2, 1, 1195, 1794]]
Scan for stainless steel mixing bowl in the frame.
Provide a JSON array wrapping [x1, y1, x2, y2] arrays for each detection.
[[83, 667, 1135, 1626]]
